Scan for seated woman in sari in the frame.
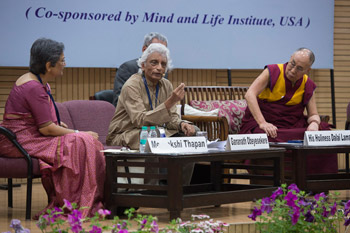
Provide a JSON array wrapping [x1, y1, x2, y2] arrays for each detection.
[[239, 48, 337, 174], [0, 38, 105, 218]]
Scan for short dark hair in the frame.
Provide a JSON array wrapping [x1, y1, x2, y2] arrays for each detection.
[[143, 32, 168, 47], [29, 38, 64, 75]]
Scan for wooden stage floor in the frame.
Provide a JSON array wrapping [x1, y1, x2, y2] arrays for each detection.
[[1, 183, 350, 232]]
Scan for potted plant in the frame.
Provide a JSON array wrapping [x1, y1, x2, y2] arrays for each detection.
[[5, 200, 228, 233], [249, 183, 350, 232]]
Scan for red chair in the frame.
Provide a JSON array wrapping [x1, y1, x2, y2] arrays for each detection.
[[0, 126, 41, 220], [0, 100, 117, 219]]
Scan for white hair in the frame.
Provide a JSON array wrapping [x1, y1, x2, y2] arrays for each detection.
[[137, 43, 173, 73]]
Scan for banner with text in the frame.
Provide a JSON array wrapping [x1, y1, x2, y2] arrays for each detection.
[[0, 0, 333, 69]]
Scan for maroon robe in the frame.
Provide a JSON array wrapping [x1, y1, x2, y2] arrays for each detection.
[[240, 63, 338, 174]]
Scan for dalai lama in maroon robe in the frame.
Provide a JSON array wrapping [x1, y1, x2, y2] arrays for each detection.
[[239, 48, 338, 174]]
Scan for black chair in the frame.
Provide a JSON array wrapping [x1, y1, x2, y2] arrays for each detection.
[[89, 89, 114, 104], [0, 126, 42, 220]]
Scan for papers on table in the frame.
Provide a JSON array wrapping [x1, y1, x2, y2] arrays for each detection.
[[101, 148, 138, 153], [207, 140, 226, 150]]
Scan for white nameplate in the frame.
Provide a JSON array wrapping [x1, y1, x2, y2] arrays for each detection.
[[304, 130, 350, 146], [145, 137, 208, 154], [226, 134, 269, 151]]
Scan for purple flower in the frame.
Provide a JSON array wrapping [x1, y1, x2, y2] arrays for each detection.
[[68, 209, 83, 233], [290, 206, 300, 225], [37, 214, 52, 227], [344, 200, 350, 216], [271, 187, 283, 200], [345, 217, 350, 226], [89, 225, 102, 233], [248, 207, 262, 221], [288, 184, 300, 193], [9, 219, 30, 233], [330, 202, 337, 216], [345, 200, 350, 210], [150, 220, 159, 233], [304, 210, 315, 223], [63, 199, 73, 211], [118, 230, 129, 233], [298, 199, 307, 207], [9, 219, 22, 230], [98, 209, 111, 218], [345, 208, 350, 217], [8, 219, 30, 233], [285, 191, 298, 208], [51, 207, 63, 221], [322, 206, 329, 218], [261, 197, 273, 213], [140, 219, 147, 229], [314, 192, 327, 201]]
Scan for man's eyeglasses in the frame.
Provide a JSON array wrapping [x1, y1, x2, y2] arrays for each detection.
[[289, 61, 305, 72]]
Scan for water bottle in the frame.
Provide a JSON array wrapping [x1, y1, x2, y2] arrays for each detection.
[[148, 126, 158, 138], [158, 127, 166, 138], [139, 126, 148, 153]]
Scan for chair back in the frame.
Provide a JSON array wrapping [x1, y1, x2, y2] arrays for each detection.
[[90, 89, 114, 104], [57, 100, 115, 146], [180, 86, 248, 141], [181, 86, 248, 115], [0, 126, 41, 177]]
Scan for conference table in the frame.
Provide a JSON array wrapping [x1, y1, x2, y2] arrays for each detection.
[[104, 147, 285, 220], [269, 143, 350, 193]]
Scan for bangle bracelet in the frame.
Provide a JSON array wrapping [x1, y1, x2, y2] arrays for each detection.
[[74, 130, 79, 133]]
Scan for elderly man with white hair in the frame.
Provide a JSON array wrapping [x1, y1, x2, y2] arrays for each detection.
[[107, 43, 196, 148], [107, 43, 196, 185]]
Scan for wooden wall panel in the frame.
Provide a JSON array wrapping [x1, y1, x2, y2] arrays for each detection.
[[334, 0, 350, 129], [229, 69, 261, 87], [54, 67, 114, 103]]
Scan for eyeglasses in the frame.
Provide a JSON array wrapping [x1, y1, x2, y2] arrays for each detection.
[[289, 60, 305, 72], [149, 60, 166, 69]]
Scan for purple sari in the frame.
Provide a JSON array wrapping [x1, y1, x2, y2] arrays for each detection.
[[0, 81, 105, 218]]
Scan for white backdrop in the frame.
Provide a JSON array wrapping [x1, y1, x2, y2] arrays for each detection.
[[0, 0, 334, 69]]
